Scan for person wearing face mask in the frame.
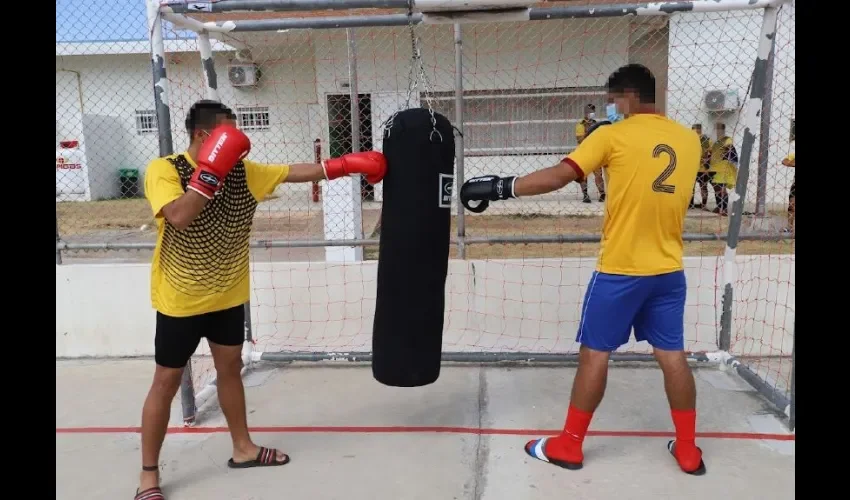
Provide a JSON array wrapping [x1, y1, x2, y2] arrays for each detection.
[[688, 124, 712, 209], [706, 122, 738, 216], [460, 64, 705, 476], [574, 104, 606, 203], [781, 131, 795, 234]]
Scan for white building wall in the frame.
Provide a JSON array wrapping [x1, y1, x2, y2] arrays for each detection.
[[56, 20, 632, 207], [56, 53, 160, 182], [311, 20, 630, 198], [667, 4, 795, 210], [56, 5, 794, 210], [56, 43, 322, 210]]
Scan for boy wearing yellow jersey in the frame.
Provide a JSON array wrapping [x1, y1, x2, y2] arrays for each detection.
[[575, 104, 606, 203], [707, 123, 738, 216], [460, 64, 705, 476], [135, 101, 387, 500], [688, 123, 712, 209], [782, 150, 795, 233]]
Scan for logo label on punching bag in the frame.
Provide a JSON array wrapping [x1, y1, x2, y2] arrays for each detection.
[[438, 173, 454, 209]]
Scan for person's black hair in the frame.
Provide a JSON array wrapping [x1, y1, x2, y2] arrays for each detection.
[[606, 63, 656, 104], [185, 100, 236, 138], [692, 123, 702, 129], [585, 103, 596, 112], [716, 122, 726, 131]]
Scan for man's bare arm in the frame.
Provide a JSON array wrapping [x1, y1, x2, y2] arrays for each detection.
[[285, 163, 326, 183], [513, 161, 583, 197], [160, 191, 210, 230]]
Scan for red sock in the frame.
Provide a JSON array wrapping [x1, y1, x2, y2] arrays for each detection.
[[671, 409, 702, 471], [545, 404, 593, 463]]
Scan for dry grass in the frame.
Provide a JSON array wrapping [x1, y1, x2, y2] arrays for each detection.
[[57, 199, 328, 240], [57, 199, 382, 249], [57, 199, 153, 236], [447, 212, 794, 260], [58, 199, 793, 260]]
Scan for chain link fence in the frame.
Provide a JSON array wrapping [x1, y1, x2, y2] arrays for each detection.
[[56, 0, 794, 427]]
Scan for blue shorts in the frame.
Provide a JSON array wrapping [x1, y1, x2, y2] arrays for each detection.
[[576, 270, 686, 352]]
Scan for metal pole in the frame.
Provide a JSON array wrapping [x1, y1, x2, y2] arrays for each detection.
[[181, 0, 785, 33], [259, 350, 711, 364], [242, 300, 254, 371], [146, 0, 174, 157], [346, 27, 366, 245], [724, 354, 790, 413], [191, 13, 421, 32], [789, 319, 795, 431], [244, 301, 253, 343], [147, 0, 192, 420], [164, 0, 780, 17], [525, 0, 782, 19], [755, 35, 775, 216], [453, 23, 467, 259], [347, 29, 361, 154], [197, 31, 220, 101], [57, 230, 792, 252], [56, 210, 62, 265], [180, 366, 197, 425], [163, 0, 411, 14], [313, 139, 321, 203], [718, 5, 780, 352]]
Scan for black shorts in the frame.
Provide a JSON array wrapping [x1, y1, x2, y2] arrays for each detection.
[[155, 305, 245, 368], [696, 172, 712, 184], [789, 180, 796, 200]]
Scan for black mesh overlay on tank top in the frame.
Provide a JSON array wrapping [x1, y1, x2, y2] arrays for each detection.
[[158, 155, 257, 296]]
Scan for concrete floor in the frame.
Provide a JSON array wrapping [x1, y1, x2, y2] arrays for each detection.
[[56, 360, 795, 500]]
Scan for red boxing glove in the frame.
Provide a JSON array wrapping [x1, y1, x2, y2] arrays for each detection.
[[188, 124, 251, 199], [322, 151, 387, 185]]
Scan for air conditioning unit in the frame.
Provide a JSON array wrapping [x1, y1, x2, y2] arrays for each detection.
[[704, 89, 739, 112], [228, 63, 260, 88]]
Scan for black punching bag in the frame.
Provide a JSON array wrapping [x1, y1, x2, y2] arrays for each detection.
[[372, 108, 455, 387]]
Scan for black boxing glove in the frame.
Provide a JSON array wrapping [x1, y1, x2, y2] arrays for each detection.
[[460, 175, 518, 214]]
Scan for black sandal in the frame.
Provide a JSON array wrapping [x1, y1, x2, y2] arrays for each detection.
[[667, 440, 707, 476], [134, 465, 165, 500], [227, 447, 290, 469], [524, 437, 583, 471]]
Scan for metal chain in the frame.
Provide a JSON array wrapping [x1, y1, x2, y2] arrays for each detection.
[[403, 2, 418, 110], [383, 0, 442, 142]]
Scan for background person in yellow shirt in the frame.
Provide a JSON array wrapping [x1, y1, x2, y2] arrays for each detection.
[[459, 64, 705, 476], [688, 123, 712, 209], [135, 100, 387, 500], [782, 150, 795, 233], [575, 104, 606, 203], [707, 122, 738, 216]]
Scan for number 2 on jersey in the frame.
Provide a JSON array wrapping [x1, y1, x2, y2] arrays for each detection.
[[652, 144, 677, 194]]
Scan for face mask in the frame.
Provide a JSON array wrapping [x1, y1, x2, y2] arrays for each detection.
[[606, 103, 623, 123], [587, 112, 596, 120]]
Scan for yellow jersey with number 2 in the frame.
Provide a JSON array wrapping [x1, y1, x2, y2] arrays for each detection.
[[563, 114, 701, 276]]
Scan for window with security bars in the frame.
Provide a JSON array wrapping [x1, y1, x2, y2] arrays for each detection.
[[134, 110, 157, 135], [428, 87, 607, 156], [237, 105, 271, 131]]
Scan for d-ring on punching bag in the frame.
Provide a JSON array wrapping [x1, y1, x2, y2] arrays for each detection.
[[371, 108, 455, 387]]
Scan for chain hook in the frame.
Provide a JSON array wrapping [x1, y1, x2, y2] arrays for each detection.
[[382, 0, 441, 142]]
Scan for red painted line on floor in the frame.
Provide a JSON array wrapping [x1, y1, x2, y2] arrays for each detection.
[[55, 425, 795, 441]]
